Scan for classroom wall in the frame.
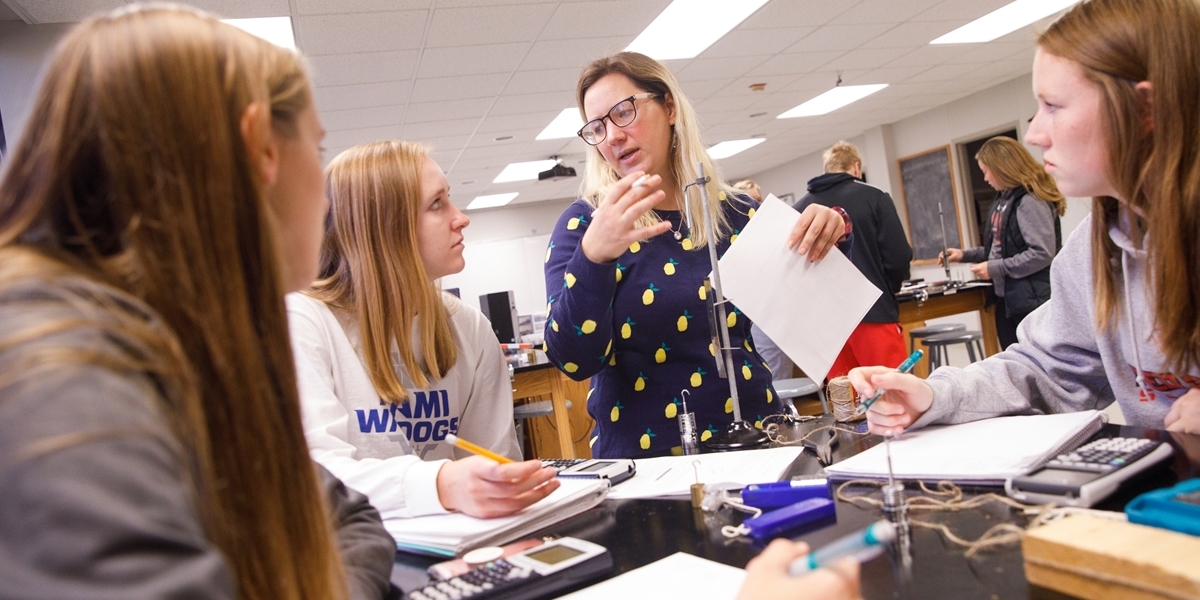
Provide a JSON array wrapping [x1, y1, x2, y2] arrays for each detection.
[[0, 21, 70, 149]]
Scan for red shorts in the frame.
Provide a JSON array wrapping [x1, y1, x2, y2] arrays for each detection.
[[828, 322, 907, 380]]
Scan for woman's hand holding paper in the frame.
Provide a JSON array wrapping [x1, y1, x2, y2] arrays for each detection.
[[436, 457, 559, 518], [580, 171, 673, 264], [849, 367, 934, 436], [786, 204, 845, 262]]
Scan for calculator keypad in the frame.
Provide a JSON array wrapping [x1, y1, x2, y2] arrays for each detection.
[[409, 559, 535, 600], [541, 459, 585, 471], [1044, 437, 1159, 474]]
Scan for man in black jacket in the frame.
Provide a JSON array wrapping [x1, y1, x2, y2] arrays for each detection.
[[792, 141, 913, 379]]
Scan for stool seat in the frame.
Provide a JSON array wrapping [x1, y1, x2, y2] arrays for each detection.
[[923, 330, 984, 369], [909, 323, 967, 354], [772, 377, 827, 416]]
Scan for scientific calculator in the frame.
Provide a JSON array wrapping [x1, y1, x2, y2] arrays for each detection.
[[540, 458, 636, 485], [407, 537, 612, 600], [1006, 437, 1174, 507]]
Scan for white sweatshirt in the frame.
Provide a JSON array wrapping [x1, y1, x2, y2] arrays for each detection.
[[287, 292, 520, 520]]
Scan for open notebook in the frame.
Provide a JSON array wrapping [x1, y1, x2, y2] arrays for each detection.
[[385, 478, 609, 557], [825, 411, 1105, 485]]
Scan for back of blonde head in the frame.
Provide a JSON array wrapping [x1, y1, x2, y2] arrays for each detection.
[[576, 52, 738, 248], [823, 141, 862, 174], [311, 141, 458, 402], [975, 136, 1066, 215], [0, 5, 345, 599], [1040, 0, 1200, 371]]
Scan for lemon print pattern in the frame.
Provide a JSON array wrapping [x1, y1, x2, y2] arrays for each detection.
[[543, 198, 785, 458], [730, 229, 740, 244], [640, 429, 656, 450], [724, 397, 733, 414], [563, 362, 578, 373], [742, 360, 752, 380], [727, 309, 738, 328], [642, 283, 658, 305], [677, 310, 692, 332]]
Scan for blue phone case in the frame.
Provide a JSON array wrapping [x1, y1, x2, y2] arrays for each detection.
[[1126, 478, 1200, 536], [742, 498, 836, 540]]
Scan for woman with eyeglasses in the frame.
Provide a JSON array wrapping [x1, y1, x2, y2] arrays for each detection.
[[544, 52, 851, 459]]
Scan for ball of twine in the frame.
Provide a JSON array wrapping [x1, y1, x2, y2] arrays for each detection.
[[827, 376, 863, 422]]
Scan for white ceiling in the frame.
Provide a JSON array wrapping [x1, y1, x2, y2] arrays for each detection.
[[2, 0, 1057, 210]]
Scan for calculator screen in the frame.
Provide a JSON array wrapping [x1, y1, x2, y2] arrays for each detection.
[[578, 461, 615, 473], [525, 545, 584, 566]]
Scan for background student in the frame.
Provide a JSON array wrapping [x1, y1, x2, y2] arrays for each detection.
[[942, 136, 1065, 349], [854, 0, 1200, 437], [544, 52, 850, 458], [794, 141, 912, 379], [0, 6, 394, 598], [290, 140, 558, 520]]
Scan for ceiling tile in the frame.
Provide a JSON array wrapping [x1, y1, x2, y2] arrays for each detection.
[[417, 43, 530, 78], [489, 91, 575, 117], [314, 80, 412, 112], [912, 0, 1014, 22], [320, 104, 405, 132], [409, 73, 511, 103], [783, 23, 893, 53], [747, 51, 845, 78], [739, 0, 860, 30], [538, 0, 668, 41], [400, 117, 482, 140], [425, 4, 554, 47], [296, 10, 427, 56], [503, 68, 581, 96], [701, 26, 815, 59], [324, 125, 401, 150], [294, 0, 431, 15], [405, 97, 497, 123], [520, 36, 630, 71], [828, 0, 943, 25], [307, 50, 418, 87]]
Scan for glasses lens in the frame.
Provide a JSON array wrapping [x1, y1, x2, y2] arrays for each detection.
[[610, 99, 637, 127], [580, 120, 605, 145]]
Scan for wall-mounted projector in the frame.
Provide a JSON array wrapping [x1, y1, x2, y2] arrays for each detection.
[[538, 160, 577, 181]]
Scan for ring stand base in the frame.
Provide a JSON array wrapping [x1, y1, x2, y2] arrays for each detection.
[[701, 420, 769, 452]]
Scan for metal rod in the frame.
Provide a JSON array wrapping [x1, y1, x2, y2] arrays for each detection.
[[937, 201, 953, 283], [692, 162, 742, 421]]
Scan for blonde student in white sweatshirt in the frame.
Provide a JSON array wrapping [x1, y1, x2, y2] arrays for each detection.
[[288, 141, 558, 520]]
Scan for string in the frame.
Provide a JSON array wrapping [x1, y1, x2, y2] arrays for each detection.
[[834, 479, 1127, 558], [760, 415, 870, 447]]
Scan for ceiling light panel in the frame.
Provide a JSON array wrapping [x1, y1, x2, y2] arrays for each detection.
[[223, 17, 296, 50], [626, 0, 771, 60], [467, 193, 520, 210], [778, 84, 888, 118], [930, 0, 1078, 45], [707, 138, 766, 159], [493, 160, 559, 183], [536, 109, 584, 140]]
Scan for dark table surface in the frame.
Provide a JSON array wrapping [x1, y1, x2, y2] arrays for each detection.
[[392, 416, 1200, 599]]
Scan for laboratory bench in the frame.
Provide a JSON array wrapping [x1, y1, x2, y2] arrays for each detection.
[[392, 415, 1200, 599]]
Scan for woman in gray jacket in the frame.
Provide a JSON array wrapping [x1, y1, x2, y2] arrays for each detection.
[[943, 136, 1067, 349]]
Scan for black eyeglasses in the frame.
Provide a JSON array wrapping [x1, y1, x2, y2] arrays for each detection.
[[577, 92, 659, 146]]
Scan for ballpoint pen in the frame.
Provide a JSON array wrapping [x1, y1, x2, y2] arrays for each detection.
[[854, 349, 923, 416]]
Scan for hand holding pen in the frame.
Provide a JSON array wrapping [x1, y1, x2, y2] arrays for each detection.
[[847, 356, 937, 437], [437, 434, 559, 518], [854, 350, 923, 417]]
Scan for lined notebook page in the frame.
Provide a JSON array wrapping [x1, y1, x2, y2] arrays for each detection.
[[825, 411, 1104, 485]]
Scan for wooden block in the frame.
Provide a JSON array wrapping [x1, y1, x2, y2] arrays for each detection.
[[1023, 515, 1200, 600]]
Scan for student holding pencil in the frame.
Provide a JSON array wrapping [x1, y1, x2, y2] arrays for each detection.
[[854, 0, 1200, 438], [288, 141, 558, 520]]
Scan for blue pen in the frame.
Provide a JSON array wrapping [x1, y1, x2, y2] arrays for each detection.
[[788, 520, 896, 575], [854, 349, 923, 416]]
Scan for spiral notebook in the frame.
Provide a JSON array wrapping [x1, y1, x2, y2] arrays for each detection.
[[825, 411, 1105, 486], [385, 478, 609, 557]]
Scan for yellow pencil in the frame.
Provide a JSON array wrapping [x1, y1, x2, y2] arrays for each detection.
[[445, 433, 514, 464]]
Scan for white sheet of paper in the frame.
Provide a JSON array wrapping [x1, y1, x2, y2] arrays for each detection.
[[718, 194, 881, 381], [558, 552, 746, 599], [606, 446, 803, 500]]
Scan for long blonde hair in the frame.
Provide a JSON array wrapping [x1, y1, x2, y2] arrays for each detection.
[[975, 137, 1067, 216], [1040, 0, 1200, 371], [576, 52, 739, 248], [0, 6, 345, 599], [310, 141, 458, 403]]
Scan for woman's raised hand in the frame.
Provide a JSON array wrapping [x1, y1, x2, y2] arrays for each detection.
[[436, 457, 559, 518], [939, 248, 964, 266], [580, 171, 673, 264], [787, 204, 845, 262], [848, 366, 935, 436]]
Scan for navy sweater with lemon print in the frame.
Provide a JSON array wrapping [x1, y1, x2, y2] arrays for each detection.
[[544, 194, 782, 459]]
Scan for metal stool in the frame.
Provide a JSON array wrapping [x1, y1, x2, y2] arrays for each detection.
[[923, 330, 985, 369], [908, 323, 966, 354], [513, 399, 572, 458], [773, 377, 827, 416]]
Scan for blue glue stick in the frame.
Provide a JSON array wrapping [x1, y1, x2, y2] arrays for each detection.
[[788, 520, 896, 575]]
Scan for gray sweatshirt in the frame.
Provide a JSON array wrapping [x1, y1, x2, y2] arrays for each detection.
[[0, 275, 396, 599], [918, 213, 1189, 430], [960, 190, 1058, 298]]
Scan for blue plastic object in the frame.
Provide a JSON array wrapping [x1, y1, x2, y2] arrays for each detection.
[[1126, 478, 1200, 536], [742, 497, 836, 540], [742, 479, 831, 510]]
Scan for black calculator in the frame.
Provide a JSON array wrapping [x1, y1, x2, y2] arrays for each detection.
[[407, 537, 611, 600], [540, 458, 636, 485], [1006, 437, 1174, 507]]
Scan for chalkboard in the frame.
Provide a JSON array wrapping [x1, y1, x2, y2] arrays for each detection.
[[898, 146, 962, 263]]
